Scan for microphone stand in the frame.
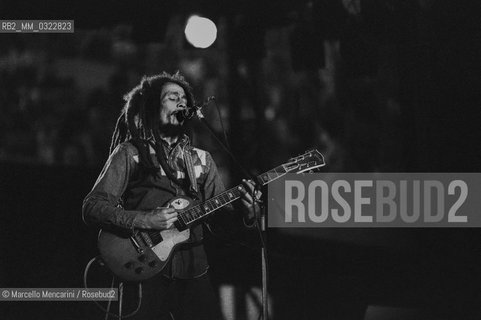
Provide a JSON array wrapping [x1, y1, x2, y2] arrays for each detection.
[[193, 107, 269, 320], [260, 208, 268, 320]]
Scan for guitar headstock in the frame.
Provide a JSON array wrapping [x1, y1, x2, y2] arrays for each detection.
[[284, 149, 326, 174]]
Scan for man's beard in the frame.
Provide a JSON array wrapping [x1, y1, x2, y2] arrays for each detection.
[[159, 123, 185, 138]]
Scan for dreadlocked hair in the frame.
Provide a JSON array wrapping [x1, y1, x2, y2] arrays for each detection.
[[109, 71, 195, 172]]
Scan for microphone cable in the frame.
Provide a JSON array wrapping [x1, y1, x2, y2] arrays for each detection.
[[83, 256, 142, 319], [211, 98, 231, 150]]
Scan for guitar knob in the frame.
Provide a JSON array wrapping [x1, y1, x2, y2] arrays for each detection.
[[148, 260, 158, 268], [135, 267, 144, 274], [124, 262, 133, 269], [138, 255, 147, 262]]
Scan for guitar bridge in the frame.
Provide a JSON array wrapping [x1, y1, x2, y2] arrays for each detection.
[[130, 234, 144, 254]]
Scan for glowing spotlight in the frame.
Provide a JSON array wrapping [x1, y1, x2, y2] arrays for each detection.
[[184, 15, 217, 49]]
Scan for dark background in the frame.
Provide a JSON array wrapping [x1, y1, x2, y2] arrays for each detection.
[[1, 0, 481, 319]]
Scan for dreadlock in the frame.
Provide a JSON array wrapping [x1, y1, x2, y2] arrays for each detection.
[[109, 71, 195, 172]]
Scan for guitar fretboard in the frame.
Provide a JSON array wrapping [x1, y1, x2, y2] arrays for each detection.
[[178, 164, 288, 226], [135, 150, 323, 246]]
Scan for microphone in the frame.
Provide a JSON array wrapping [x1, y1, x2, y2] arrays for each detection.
[[176, 96, 215, 122], [176, 105, 194, 122]]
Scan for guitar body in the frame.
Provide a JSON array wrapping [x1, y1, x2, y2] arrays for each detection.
[[96, 149, 325, 282], [98, 196, 193, 282]]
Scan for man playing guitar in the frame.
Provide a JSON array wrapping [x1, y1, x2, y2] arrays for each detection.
[[82, 71, 260, 320]]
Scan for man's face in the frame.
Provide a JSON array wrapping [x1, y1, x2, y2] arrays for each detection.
[[159, 82, 188, 127]]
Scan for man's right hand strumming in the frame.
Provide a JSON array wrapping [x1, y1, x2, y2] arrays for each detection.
[[138, 207, 178, 230]]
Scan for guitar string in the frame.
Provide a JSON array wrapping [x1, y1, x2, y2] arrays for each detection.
[[174, 155, 321, 227]]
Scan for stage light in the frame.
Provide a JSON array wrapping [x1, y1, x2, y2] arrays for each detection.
[[184, 15, 217, 49]]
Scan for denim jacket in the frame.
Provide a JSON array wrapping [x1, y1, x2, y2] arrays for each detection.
[[82, 136, 229, 278]]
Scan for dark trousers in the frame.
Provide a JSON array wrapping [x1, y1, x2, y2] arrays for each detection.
[[121, 273, 222, 320]]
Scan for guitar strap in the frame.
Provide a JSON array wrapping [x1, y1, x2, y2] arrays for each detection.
[[183, 146, 199, 196]]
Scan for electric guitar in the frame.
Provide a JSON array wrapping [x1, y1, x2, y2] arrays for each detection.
[[98, 150, 325, 281]]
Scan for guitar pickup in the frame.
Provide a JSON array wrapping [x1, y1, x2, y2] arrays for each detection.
[[174, 220, 187, 231], [140, 232, 154, 247]]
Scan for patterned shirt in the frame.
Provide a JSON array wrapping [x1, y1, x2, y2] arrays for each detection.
[[82, 135, 229, 278]]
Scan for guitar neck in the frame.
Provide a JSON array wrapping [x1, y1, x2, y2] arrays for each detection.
[[179, 164, 288, 226]]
